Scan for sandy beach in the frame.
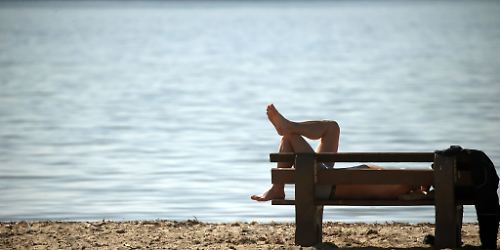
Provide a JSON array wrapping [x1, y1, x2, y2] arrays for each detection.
[[1, 220, 493, 249]]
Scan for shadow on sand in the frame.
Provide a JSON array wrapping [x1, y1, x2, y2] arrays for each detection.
[[312, 242, 482, 250]]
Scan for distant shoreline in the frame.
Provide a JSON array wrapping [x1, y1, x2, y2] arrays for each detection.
[[0, 220, 488, 249]]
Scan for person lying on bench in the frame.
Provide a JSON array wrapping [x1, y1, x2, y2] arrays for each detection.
[[251, 104, 429, 202]]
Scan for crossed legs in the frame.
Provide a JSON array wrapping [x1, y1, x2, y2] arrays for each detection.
[[250, 104, 340, 201], [251, 104, 427, 202]]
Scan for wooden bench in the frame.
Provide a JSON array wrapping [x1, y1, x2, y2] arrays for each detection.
[[270, 152, 474, 248]]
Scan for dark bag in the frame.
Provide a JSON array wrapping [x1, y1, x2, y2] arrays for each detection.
[[435, 145, 499, 249]]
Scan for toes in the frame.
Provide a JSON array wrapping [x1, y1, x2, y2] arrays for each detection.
[[251, 194, 271, 202], [266, 104, 273, 112], [251, 195, 263, 201], [257, 196, 267, 202]]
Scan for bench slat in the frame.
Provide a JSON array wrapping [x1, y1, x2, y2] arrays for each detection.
[[272, 199, 434, 206], [271, 168, 473, 186], [272, 168, 434, 185], [272, 199, 475, 206], [271, 168, 295, 184], [270, 152, 435, 163], [317, 169, 434, 185]]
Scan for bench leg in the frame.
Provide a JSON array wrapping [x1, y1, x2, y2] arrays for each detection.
[[434, 154, 462, 248], [295, 153, 323, 246], [456, 205, 463, 245], [295, 204, 323, 246]]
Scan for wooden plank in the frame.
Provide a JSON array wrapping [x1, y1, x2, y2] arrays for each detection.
[[270, 152, 434, 163], [317, 169, 434, 185], [271, 168, 295, 184], [271, 199, 295, 205], [434, 154, 460, 248], [294, 153, 322, 247], [272, 199, 434, 206], [272, 199, 475, 206], [272, 168, 434, 185], [270, 152, 295, 163], [316, 152, 435, 162], [320, 199, 435, 206]]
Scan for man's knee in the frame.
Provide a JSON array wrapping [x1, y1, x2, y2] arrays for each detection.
[[281, 134, 302, 142], [325, 120, 340, 134], [280, 136, 289, 145], [280, 134, 293, 145]]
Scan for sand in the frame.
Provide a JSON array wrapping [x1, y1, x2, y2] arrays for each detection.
[[0, 220, 493, 249]]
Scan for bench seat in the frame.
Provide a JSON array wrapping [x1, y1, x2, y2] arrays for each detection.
[[272, 199, 475, 206]]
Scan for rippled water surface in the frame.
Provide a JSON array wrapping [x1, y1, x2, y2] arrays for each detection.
[[1, 0, 500, 223]]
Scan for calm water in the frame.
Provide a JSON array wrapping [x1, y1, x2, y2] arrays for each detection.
[[1, 0, 500, 223]]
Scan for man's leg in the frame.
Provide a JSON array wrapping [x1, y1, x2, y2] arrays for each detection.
[[276, 135, 315, 168], [267, 104, 340, 145], [314, 121, 340, 153], [252, 104, 341, 202], [251, 134, 314, 201]]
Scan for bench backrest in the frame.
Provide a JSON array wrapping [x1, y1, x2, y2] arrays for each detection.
[[270, 152, 473, 195]]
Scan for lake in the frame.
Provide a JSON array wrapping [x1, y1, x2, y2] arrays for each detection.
[[1, 0, 499, 223]]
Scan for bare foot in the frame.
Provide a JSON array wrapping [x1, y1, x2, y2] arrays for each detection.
[[266, 104, 293, 136], [251, 186, 285, 202]]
